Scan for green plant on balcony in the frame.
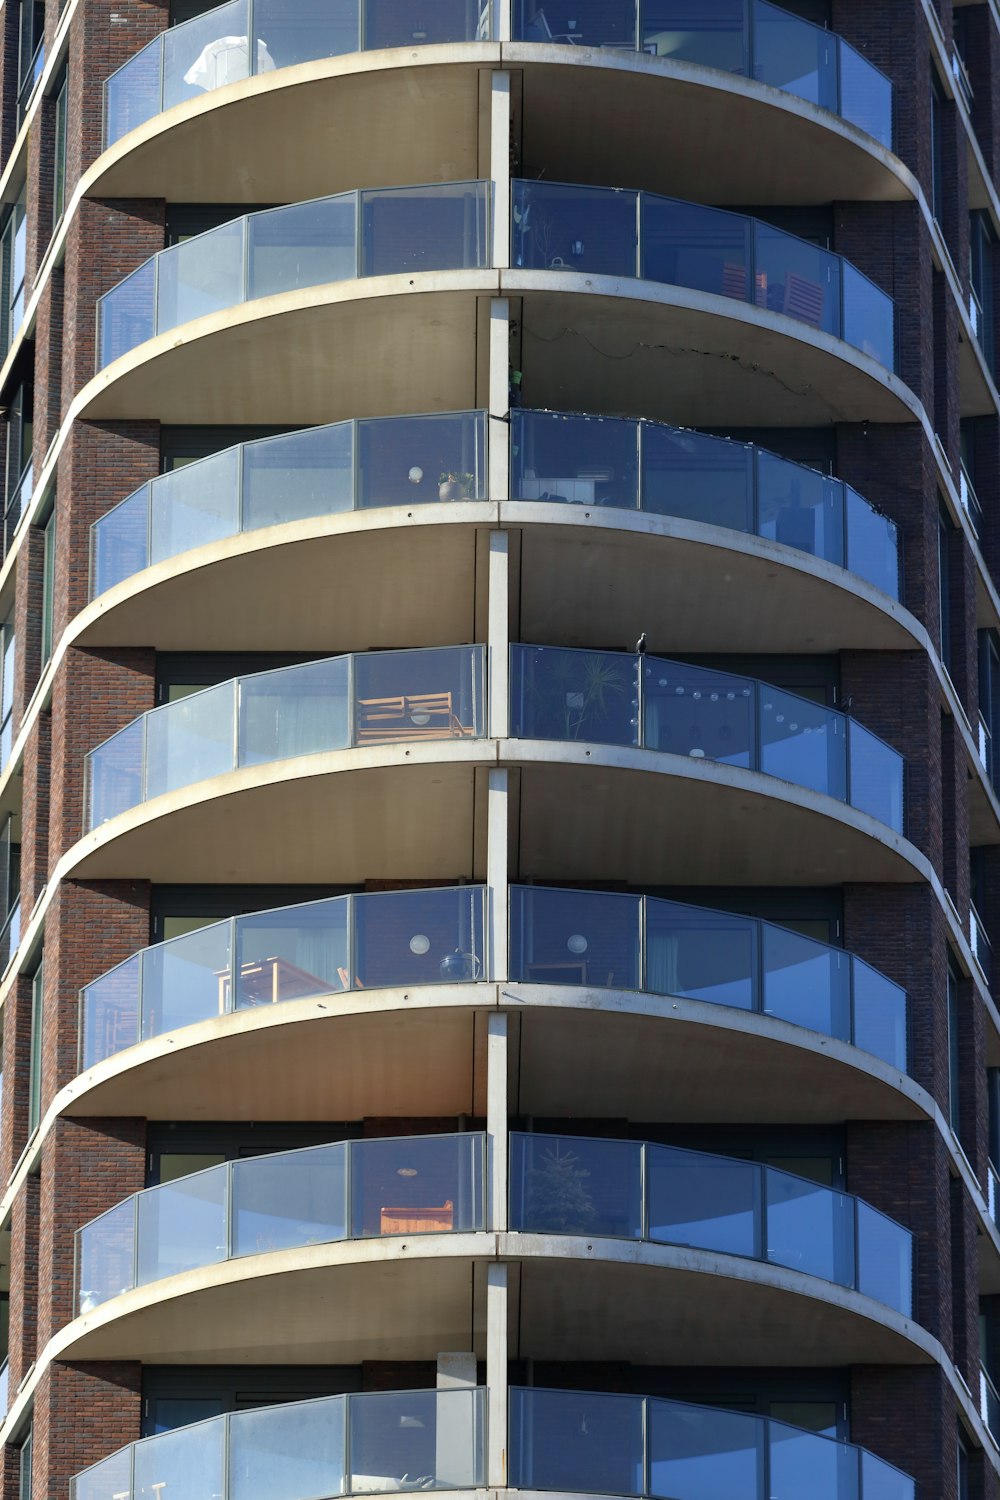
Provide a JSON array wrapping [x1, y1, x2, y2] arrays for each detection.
[[525, 1143, 596, 1234], [439, 470, 476, 501], [536, 652, 629, 741]]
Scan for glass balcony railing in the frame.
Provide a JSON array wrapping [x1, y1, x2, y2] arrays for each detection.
[[3, 459, 32, 563], [75, 1131, 486, 1312], [103, 0, 494, 148], [510, 885, 908, 1070], [97, 182, 491, 369], [971, 901, 992, 989], [961, 460, 985, 542], [982, 1364, 1000, 1443], [90, 412, 488, 598], [0, 1356, 9, 1423], [89, 408, 900, 602], [71, 1387, 486, 1500], [988, 1160, 1000, 1229], [510, 644, 905, 832], [80, 884, 488, 1070], [510, 1132, 913, 1315], [510, 1387, 914, 1500], [511, 410, 900, 598], [0, 898, 21, 974], [512, 0, 893, 148], [84, 644, 487, 830], [512, 180, 895, 371]]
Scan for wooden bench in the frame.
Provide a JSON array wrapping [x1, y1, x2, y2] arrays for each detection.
[[356, 691, 475, 744]]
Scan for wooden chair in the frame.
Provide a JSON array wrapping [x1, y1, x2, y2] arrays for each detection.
[[356, 691, 475, 744]]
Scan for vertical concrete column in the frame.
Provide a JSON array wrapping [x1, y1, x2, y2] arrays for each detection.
[[494, 0, 512, 43], [486, 1262, 509, 1488], [487, 1010, 508, 1231], [490, 73, 511, 271], [488, 294, 511, 491], [488, 531, 509, 741], [488, 767, 509, 980]]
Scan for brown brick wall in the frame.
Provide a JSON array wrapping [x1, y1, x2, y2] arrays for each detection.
[[28, 1361, 142, 1499]]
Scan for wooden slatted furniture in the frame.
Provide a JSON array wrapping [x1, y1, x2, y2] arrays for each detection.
[[356, 691, 475, 744], [215, 955, 337, 1011], [380, 1199, 455, 1234]]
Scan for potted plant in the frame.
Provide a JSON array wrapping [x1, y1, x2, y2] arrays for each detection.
[[438, 471, 475, 501]]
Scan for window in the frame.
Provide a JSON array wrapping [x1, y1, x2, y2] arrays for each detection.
[[17, 1422, 31, 1500], [0, 613, 15, 772], [51, 68, 67, 228], [938, 503, 953, 672], [948, 959, 961, 1136], [3, 378, 34, 555], [957, 1428, 969, 1500], [0, 186, 28, 356], [27, 957, 43, 1134], [931, 72, 946, 226], [40, 508, 55, 666], [970, 211, 996, 372], [17, 0, 44, 119]]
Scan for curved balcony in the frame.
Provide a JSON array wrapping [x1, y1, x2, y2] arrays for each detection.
[[88, 408, 899, 608], [80, 884, 488, 1071], [96, 181, 490, 371], [103, 0, 493, 149], [510, 1386, 913, 1500], [512, 180, 895, 373], [72, 1386, 485, 1500], [510, 1132, 912, 1316], [84, 644, 486, 830], [76, 1131, 486, 1313], [510, 644, 904, 833], [78, 883, 906, 1078], [512, 0, 892, 149]]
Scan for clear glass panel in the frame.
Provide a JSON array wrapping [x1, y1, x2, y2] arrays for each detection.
[[509, 885, 641, 991], [642, 195, 752, 301], [91, 486, 151, 597], [851, 959, 907, 1070], [231, 1142, 347, 1257], [348, 1388, 483, 1493], [764, 1167, 855, 1287], [141, 920, 233, 1038], [353, 646, 485, 744], [162, 0, 250, 112], [156, 218, 246, 334], [510, 1133, 641, 1238], [99, 259, 157, 367], [88, 719, 146, 827], [509, 1388, 644, 1495], [358, 412, 486, 509], [648, 1145, 758, 1257], [768, 1419, 857, 1500], [510, 410, 639, 510], [844, 486, 899, 598], [254, 0, 359, 70], [77, 1197, 137, 1311], [753, 1, 837, 112], [150, 447, 242, 564], [510, 644, 637, 745], [649, 1398, 763, 1499], [759, 686, 847, 800], [842, 261, 894, 369], [645, 899, 756, 1009], [71, 1446, 134, 1500], [133, 1417, 225, 1500], [856, 1200, 911, 1315], [859, 1448, 915, 1500], [642, 424, 752, 531], [105, 34, 164, 148], [640, 0, 749, 72], [242, 423, 354, 530], [642, 660, 754, 767], [762, 923, 850, 1040], [145, 682, 235, 798], [838, 39, 893, 148], [135, 1164, 228, 1285], [81, 952, 142, 1068], [238, 656, 350, 765], [364, 0, 488, 49], [247, 196, 357, 299], [351, 1133, 484, 1237], [230, 1395, 346, 1500], [754, 221, 840, 336], [361, 183, 489, 276], [512, 181, 638, 277], [848, 721, 903, 831], [757, 452, 844, 566], [234, 896, 349, 1007], [514, 0, 636, 49], [353, 886, 486, 989]]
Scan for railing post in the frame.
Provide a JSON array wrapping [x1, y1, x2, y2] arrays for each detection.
[[486, 1261, 509, 1487], [228, 916, 238, 1014]]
